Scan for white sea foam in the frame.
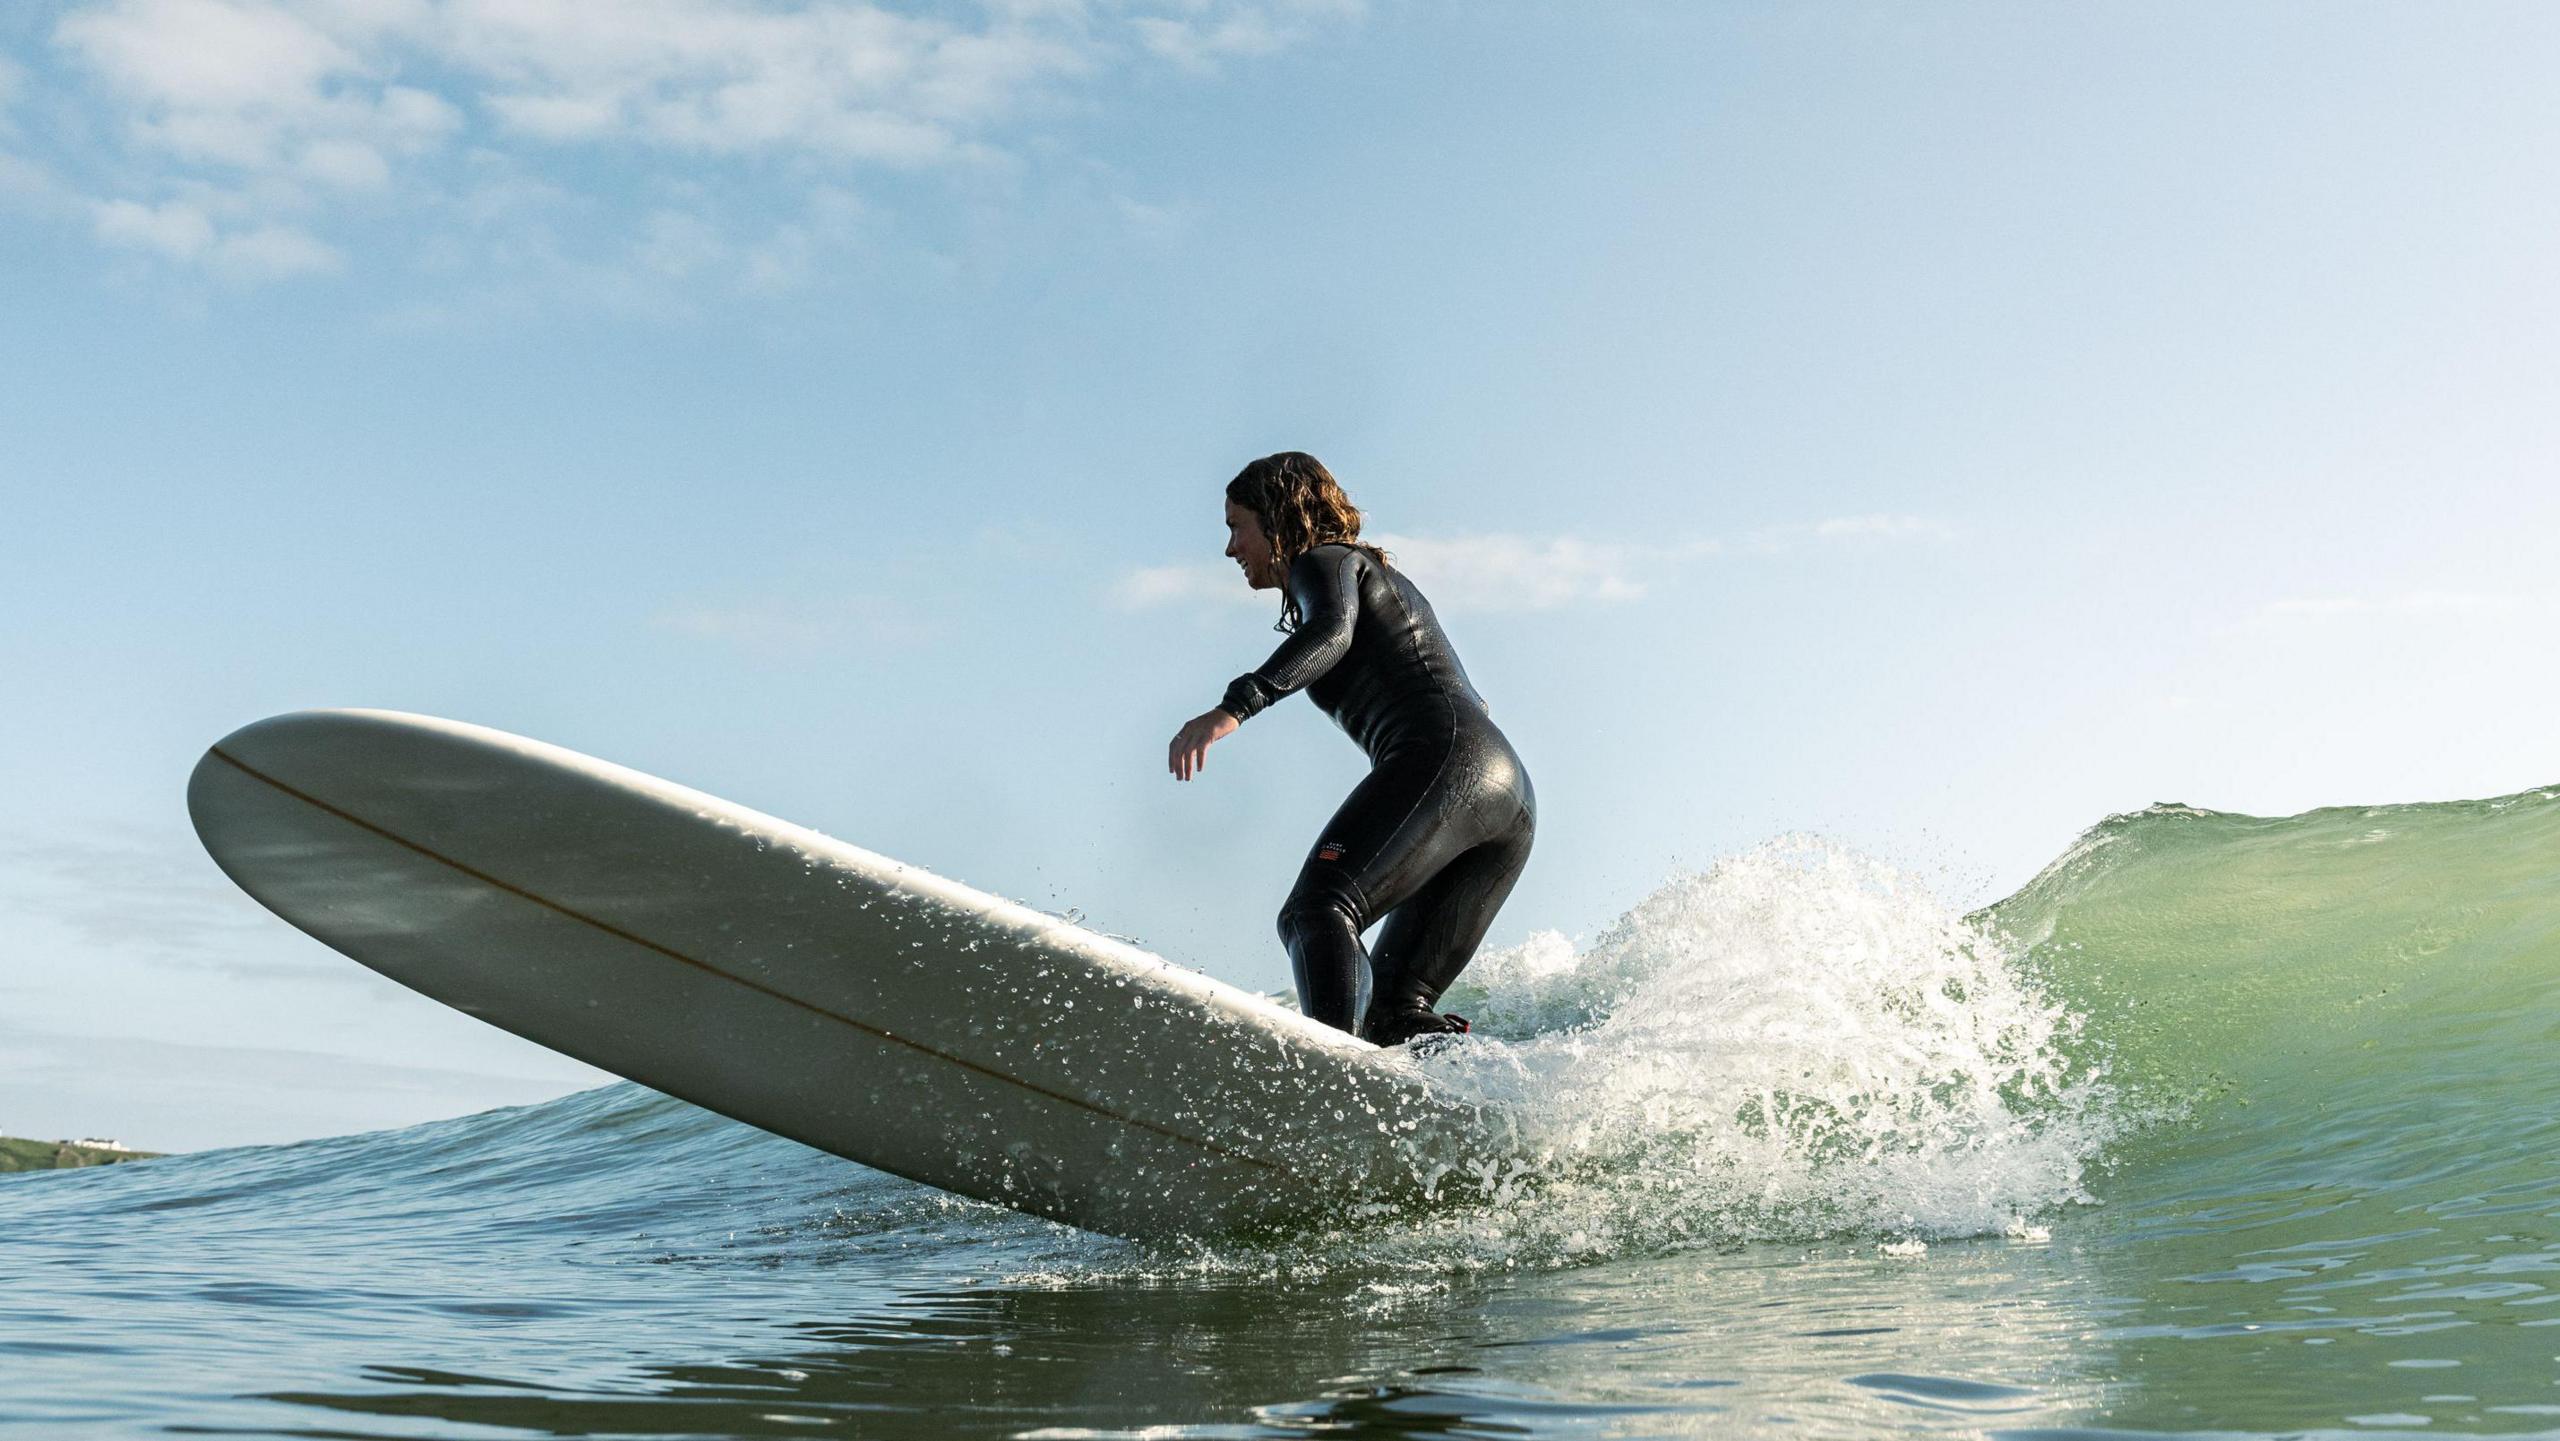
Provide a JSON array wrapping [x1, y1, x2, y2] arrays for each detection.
[[1303, 839, 2125, 1269]]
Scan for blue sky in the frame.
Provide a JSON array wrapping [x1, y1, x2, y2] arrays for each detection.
[[5, 0, 2557, 1151]]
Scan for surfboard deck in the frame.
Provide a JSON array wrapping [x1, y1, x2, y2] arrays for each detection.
[[187, 710, 1502, 1238]]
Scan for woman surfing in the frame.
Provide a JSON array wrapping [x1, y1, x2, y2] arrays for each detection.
[[1167, 452, 1536, 1047]]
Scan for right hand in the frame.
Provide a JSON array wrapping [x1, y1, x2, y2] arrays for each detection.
[[1166, 709, 1241, 782]]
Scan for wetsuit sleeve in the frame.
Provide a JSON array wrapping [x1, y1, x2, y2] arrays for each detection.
[[1219, 547, 1361, 722]]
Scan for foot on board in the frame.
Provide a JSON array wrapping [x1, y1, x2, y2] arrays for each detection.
[[1362, 1008, 1472, 1048]]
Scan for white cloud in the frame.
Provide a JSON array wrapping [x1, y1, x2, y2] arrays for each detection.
[[57, 2, 460, 171], [215, 220, 339, 277], [481, 90, 616, 142], [0, 832, 297, 972], [50, 1, 450, 280], [297, 136, 390, 188], [92, 195, 216, 258], [1110, 536, 1668, 617], [91, 197, 340, 277], [1112, 515, 1953, 617], [30, 0, 1363, 287], [1113, 562, 1274, 612], [440, 0, 1054, 164], [1370, 530, 1669, 612], [1132, 0, 1364, 72], [1747, 512, 1957, 552], [58, 0, 354, 114]]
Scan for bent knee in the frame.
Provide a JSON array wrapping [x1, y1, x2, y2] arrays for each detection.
[[1275, 890, 1362, 946]]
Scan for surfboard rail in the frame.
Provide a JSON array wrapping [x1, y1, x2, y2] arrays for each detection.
[[189, 709, 1505, 1237]]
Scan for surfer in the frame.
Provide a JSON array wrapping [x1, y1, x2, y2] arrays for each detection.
[[1167, 452, 1536, 1047]]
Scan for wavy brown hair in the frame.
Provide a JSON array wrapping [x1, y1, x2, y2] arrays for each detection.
[[1226, 451, 1391, 630]]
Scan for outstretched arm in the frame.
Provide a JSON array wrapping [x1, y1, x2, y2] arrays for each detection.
[[1166, 547, 1361, 782], [1217, 547, 1360, 723]]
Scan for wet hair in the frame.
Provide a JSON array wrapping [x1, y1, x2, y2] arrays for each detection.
[[1225, 451, 1391, 630]]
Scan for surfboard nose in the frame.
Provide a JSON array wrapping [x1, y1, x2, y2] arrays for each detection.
[[188, 711, 355, 915]]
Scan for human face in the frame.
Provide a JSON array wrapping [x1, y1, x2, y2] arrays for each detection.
[[1223, 499, 1283, 590]]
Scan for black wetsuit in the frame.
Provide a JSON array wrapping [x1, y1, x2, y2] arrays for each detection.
[[1219, 543, 1536, 1044]]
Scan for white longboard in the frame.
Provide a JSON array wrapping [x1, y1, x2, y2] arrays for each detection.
[[187, 710, 1501, 1238]]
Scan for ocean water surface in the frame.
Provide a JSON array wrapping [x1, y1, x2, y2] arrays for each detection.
[[6, 786, 2560, 1438]]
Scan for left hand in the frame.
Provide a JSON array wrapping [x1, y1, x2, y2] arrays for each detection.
[[1167, 709, 1240, 782]]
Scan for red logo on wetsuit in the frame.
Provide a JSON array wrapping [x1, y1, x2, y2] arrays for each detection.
[[1316, 839, 1348, 862]]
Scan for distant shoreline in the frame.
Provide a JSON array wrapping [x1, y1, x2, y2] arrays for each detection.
[[0, 1136, 165, 1173]]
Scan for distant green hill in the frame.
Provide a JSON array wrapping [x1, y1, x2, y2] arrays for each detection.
[[0, 1136, 164, 1173]]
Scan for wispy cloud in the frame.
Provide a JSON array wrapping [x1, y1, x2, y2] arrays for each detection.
[[1111, 537, 1655, 617], [1133, 0, 1364, 71], [0, 830, 334, 979], [1368, 530, 1672, 612], [1744, 512, 1956, 552], [1112, 514, 1954, 616], [16, 0, 1363, 290], [1113, 561, 1268, 612], [92, 196, 342, 277], [654, 593, 935, 659]]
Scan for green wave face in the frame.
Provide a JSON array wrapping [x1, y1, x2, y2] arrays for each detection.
[[1988, 785, 2560, 1431], [1990, 784, 2560, 1160]]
